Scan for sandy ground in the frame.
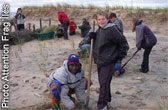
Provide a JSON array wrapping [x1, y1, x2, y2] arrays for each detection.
[[0, 22, 168, 110]]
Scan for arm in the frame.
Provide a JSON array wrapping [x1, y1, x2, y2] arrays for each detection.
[[22, 14, 25, 19], [61, 85, 75, 109], [75, 71, 86, 103], [15, 13, 18, 19]]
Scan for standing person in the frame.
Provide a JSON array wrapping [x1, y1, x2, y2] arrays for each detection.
[[78, 18, 91, 37], [58, 11, 70, 40], [109, 13, 123, 34], [69, 18, 77, 36], [130, 18, 157, 73], [15, 8, 25, 31], [89, 12, 129, 110], [47, 54, 86, 110]]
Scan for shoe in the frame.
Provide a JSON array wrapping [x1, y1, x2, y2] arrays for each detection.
[[107, 102, 111, 107], [139, 68, 148, 73]]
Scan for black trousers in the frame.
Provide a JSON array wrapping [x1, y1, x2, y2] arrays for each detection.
[[97, 63, 114, 110], [141, 47, 153, 71], [17, 24, 24, 31], [63, 21, 69, 39]]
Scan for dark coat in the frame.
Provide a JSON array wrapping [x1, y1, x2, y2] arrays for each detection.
[[93, 23, 129, 66], [79, 21, 91, 37]]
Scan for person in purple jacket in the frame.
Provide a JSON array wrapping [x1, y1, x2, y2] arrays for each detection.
[[131, 18, 157, 73]]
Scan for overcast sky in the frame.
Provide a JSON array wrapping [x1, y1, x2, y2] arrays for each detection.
[[0, 0, 168, 13]]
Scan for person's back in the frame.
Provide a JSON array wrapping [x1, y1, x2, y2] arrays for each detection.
[[78, 18, 91, 37], [135, 22, 157, 49], [113, 18, 123, 33], [58, 11, 69, 24], [69, 20, 77, 36], [109, 13, 123, 34]]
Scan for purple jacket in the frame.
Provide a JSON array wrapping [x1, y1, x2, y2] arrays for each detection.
[[135, 21, 157, 49]]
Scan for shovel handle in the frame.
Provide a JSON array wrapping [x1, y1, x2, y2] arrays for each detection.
[[86, 21, 95, 109], [122, 50, 139, 68]]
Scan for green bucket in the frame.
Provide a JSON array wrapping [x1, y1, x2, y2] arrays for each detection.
[[36, 32, 54, 41]]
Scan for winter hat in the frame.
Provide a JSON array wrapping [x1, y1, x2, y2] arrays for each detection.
[[67, 54, 80, 65]]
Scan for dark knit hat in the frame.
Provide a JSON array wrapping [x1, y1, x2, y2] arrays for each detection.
[[67, 54, 79, 65]]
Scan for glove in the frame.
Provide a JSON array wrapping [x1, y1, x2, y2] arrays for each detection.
[[114, 61, 122, 71], [89, 32, 96, 40]]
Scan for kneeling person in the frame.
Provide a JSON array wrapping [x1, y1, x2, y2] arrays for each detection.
[[47, 54, 86, 110]]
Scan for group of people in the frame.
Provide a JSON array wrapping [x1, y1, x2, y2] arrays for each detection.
[[14, 8, 157, 110], [57, 11, 92, 40], [48, 11, 157, 110]]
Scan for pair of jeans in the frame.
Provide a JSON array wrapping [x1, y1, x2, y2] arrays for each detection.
[[97, 63, 115, 110], [141, 47, 153, 71], [79, 44, 91, 56], [63, 21, 70, 39]]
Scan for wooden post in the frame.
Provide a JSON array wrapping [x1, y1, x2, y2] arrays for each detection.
[[49, 18, 51, 27], [33, 24, 35, 32], [40, 18, 42, 30], [86, 21, 95, 109], [28, 23, 31, 31]]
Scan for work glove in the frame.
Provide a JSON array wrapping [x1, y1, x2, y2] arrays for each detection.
[[89, 32, 96, 40], [114, 61, 122, 71]]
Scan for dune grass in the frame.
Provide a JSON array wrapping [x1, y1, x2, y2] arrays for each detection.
[[23, 3, 168, 12]]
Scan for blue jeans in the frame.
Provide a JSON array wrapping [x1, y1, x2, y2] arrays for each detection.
[[79, 44, 91, 56]]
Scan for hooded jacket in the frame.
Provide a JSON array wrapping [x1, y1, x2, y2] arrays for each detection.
[[113, 18, 123, 34], [15, 13, 25, 24], [69, 21, 77, 33], [79, 20, 91, 37], [58, 11, 69, 24], [135, 20, 157, 49], [93, 23, 129, 66], [47, 60, 86, 109]]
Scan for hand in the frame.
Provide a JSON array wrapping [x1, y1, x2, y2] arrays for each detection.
[[114, 61, 121, 71], [89, 32, 96, 40]]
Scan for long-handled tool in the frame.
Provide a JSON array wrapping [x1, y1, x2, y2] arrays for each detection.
[[122, 49, 139, 68], [86, 21, 95, 109]]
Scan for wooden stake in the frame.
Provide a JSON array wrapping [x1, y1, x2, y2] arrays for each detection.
[[86, 21, 95, 109]]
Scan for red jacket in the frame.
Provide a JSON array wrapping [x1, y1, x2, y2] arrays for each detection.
[[58, 11, 69, 24], [69, 21, 77, 33]]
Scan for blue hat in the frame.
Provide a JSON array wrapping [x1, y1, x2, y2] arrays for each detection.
[[67, 54, 79, 65]]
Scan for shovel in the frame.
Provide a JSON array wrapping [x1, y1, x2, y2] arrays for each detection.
[[86, 21, 95, 109]]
